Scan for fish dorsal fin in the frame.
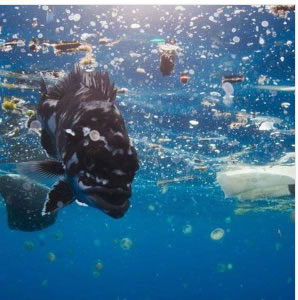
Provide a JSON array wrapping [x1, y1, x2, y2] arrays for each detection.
[[40, 73, 48, 95], [45, 64, 117, 102], [82, 70, 117, 103], [46, 64, 83, 99]]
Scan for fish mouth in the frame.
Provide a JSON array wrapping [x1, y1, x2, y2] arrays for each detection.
[[87, 186, 131, 219]]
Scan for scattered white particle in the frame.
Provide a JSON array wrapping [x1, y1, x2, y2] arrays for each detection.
[[280, 56, 284, 62], [209, 16, 217, 23], [38, 33, 43, 39], [210, 91, 221, 97], [73, 14, 81, 22], [17, 40, 25, 47], [42, 5, 48, 11], [130, 23, 140, 29], [175, 6, 185, 11], [231, 28, 236, 32], [261, 20, 269, 27], [89, 130, 100, 141], [281, 102, 290, 108], [189, 120, 199, 126], [233, 36, 240, 43], [259, 37, 265, 45]]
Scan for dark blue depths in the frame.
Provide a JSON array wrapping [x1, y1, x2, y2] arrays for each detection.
[[0, 5, 295, 300]]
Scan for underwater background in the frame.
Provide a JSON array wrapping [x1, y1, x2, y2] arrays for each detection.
[[0, 5, 295, 300]]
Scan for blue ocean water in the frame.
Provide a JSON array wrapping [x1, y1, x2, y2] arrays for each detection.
[[0, 5, 295, 300]]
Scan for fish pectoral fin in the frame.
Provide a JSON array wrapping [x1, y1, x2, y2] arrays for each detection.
[[17, 160, 64, 182], [41, 129, 57, 157], [42, 180, 74, 215]]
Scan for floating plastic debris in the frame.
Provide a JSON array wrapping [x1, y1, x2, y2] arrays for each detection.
[[259, 121, 275, 131], [266, 5, 295, 18], [157, 175, 196, 187], [130, 23, 140, 29], [117, 87, 128, 94], [255, 85, 295, 92], [222, 75, 244, 84], [217, 164, 295, 201], [210, 91, 221, 97], [180, 72, 190, 84], [234, 200, 295, 215], [193, 165, 208, 172], [136, 67, 146, 74], [189, 120, 199, 126], [159, 41, 179, 76], [151, 39, 165, 44], [52, 41, 92, 55], [1, 98, 17, 112], [81, 33, 96, 41]]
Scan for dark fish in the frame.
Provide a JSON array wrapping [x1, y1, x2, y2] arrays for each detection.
[[222, 75, 244, 84], [21, 64, 139, 219], [0, 174, 57, 231]]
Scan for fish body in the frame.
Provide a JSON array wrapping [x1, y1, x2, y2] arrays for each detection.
[[25, 65, 139, 218]]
